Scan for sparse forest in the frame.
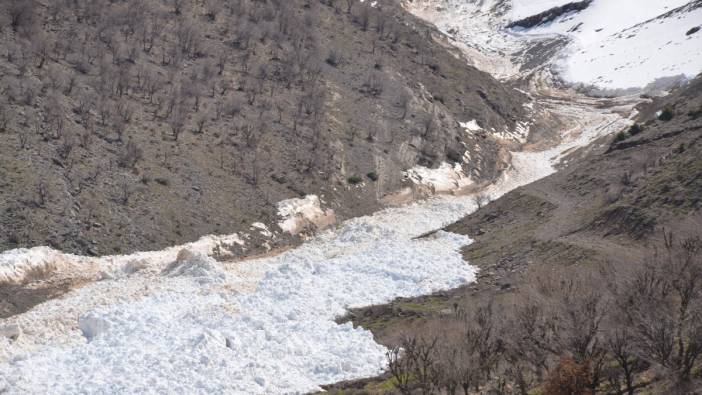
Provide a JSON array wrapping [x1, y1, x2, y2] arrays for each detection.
[[381, 232, 702, 395], [0, 0, 524, 254]]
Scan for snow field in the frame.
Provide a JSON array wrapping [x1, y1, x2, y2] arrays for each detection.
[[526, 0, 702, 89], [0, 211, 478, 393], [406, 0, 702, 91]]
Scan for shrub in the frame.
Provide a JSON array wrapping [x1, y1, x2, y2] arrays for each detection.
[[628, 123, 643, 136], [362, 72, 384, 97], [366, 171, 378, 181], [7, 233, 20, 245], [613, 131, 629, 142], [543, 357, 594, 395], [688, 106, 702, 119], [446, 150, 463, 163], [325, 50, 341, 67], [347, 175, 363, 184], [658, 107, 674, 121]]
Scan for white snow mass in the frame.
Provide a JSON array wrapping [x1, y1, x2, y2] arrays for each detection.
[[0, 94, 630, 393]]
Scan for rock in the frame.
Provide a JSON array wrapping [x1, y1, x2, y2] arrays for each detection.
[[123, 259, 148, 274], [79, 313, 110, 341], [0, 324, 22, 340], [98, 270, 114, 280], [163, 249, 228, 283], [175, 248, 198, 263]]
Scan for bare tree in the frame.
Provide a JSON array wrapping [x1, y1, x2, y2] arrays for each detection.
[[362, 71, 384, 97], [36, 180, 48, 207], [116, 100, 134, 124], [56, 137, 74, 161], [398, 92, 411, 119], [117, 139, 143, 169], [18, 129, 29, 149], [345, 0, 357, 14], [195, 112, 208, 134], [168, 106, 186, 141], [216, 51, 229, 75], [387, 346, 413, 395], [118, 178, 132, 205], [615, 232, 702, 383], [7, 0, 34, 34], [356, 4, 372, 31], [169, 0, 186, 15], [605, 329, 642, 395], [97, 98, 113, 126], [0, 105, 8, 132]]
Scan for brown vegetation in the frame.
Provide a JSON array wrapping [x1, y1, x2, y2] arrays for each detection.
[[327, 78, 702, 394], [380, 233, 701, 394]]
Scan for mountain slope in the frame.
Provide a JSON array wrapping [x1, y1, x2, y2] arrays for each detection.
[[0, 0, 527, 256], [333, 75, 702, 395], [407, 0, 702, 92]]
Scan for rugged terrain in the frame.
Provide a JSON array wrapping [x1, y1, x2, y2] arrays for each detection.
[[330, 45, 702, 395], [0, 0, 527, 256], [321, 0, 702, 393], [0, 0, 701, 393]]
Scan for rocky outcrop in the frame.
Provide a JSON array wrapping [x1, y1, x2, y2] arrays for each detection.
[[507, 0, 593, 29]]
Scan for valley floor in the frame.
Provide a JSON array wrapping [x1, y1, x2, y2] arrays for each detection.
[[2, 0, 701, 393], [0, 87, 633, 393]]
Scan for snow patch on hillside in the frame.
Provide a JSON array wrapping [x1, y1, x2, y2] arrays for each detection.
[[405, 0, 702, 91], [404, 162, 475, 193], [0, 248, 82, 284], [277, 195, 336, 234], [460, 119, 483, 132], [522, 0, 702, 89], [0, 233, 247, 285]]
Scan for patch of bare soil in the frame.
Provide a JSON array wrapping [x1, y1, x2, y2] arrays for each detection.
[[0, 278, 87, 319]]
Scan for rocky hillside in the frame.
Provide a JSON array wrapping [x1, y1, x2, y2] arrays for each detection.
[[332, 77, 702, 394], [0, 0, 527, 255]]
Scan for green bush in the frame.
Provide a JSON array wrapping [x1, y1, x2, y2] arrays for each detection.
[[366, 171, 379, 182], [628, 123, 643, 136], [614, 131, 629, 142], [658, 107, 674, 121], [347, 175, 363, 185]]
